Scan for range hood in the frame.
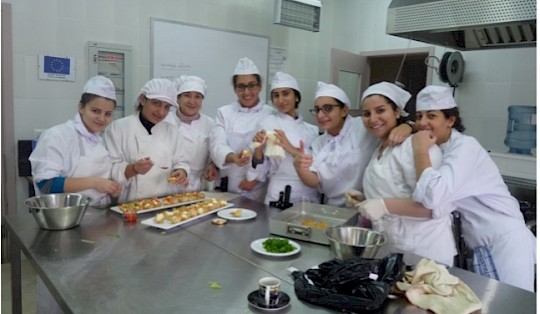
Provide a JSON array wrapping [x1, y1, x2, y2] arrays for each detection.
[[387, 0, 536, 50]]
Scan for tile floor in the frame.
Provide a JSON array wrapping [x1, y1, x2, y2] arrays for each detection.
[[1, 259, 37, 314]]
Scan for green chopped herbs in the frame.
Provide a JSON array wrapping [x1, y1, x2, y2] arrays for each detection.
[[262, 238, 295, 253], [106, 232, 120, 238], [209, 281, 222, 289]]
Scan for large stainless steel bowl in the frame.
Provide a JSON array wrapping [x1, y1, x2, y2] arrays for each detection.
[[325, 226, 386, 259], [25, 193, 91, 230]]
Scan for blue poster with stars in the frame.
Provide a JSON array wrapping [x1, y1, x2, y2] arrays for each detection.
[[38, 54, 75, 81], [43, 56, 70, 75]]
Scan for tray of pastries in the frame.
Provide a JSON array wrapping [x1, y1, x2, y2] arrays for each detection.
[[110, 192, 206, 215], [141, 198, 232, 230]]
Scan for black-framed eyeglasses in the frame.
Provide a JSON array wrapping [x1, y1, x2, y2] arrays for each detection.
[[309, 104, 341, 115], [235, 82, 259, 91]]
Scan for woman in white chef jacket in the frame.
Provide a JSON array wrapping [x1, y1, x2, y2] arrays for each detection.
[[29, 75, 122, 206], [104, 78, 190, 202], [209, 57, 274, 201], [31, 76, 123, 314], [294, 82, 412, 207], [247, 72, 319, 205], [357, 82, 456, 266], [409, 85, 536, 291], [165, 75, 218, 192]]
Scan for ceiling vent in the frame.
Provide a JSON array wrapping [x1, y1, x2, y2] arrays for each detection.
[[387, 0, 536, 50], [274, 0, 321, 32]]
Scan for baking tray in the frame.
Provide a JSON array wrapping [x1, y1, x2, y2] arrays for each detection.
[[268, 202, 357, 245]]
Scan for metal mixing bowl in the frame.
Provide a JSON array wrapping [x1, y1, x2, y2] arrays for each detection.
[[325, 226, 386, 259], [25, 193, 91, 230]]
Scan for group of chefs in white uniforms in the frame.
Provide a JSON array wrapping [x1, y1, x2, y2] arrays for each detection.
[[165, 75, 218, 192], [247, 72, 320, 204], [209, 57, 274, 202], [104, 78, 190, 202], [358, 82, 457, 267], [410, 85, 536, 291], [29, 76, 122, 206]]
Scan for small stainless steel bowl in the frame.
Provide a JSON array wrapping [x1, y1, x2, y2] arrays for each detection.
[[25, 193, 91, 230], [325, 226, 386, 259]]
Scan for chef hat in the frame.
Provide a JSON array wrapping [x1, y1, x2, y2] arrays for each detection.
[[136, 78, 177, 107], [173, 75, 207, 97], [416, 85, 457, 111], [271, 71, 299, 92], [83, 76, 116, 100], [361, 81, 411, 117], [315, 82, 350, 106], [233, 57, 260, 75]]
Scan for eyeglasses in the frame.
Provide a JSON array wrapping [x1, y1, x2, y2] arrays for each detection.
[[235, 82, 259, 91], [309, 104, 341, 115]]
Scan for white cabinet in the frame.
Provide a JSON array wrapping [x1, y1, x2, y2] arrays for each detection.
[[88, 42, 133, 119]]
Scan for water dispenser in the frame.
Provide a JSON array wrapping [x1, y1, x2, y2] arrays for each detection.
[[504, 105, 536, 155]]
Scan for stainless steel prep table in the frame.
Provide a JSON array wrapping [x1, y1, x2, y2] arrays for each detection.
[[6, 194, 537, 313]]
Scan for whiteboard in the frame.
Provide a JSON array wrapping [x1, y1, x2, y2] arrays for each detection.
[[151, 18, 269, 118]]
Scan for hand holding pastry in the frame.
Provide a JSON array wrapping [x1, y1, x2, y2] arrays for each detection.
[[169, 169, 189, 187]]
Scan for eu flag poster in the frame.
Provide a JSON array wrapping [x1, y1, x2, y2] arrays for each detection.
[[44, 56, 70, 75], [38, 54, 75, 81]]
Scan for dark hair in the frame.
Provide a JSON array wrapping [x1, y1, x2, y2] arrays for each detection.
[[442, 107, 466, 132], [232, 74, 262, 86], [79, 93, 116, 108]]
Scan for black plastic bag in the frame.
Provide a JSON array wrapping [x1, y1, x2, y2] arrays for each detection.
[[292, 253, 404, 313]]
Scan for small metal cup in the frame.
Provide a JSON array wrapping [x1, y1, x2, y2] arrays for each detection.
[[258, 277, 281, 307]]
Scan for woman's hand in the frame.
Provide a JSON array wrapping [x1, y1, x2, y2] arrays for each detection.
[[385, 123, 412, 146], [133, 157, 154, 175], [238, 179, 258, 191], [412, 130, 436, 155], [170, 169, 189, 187], [273, 129, 297, 155], [204, 163, 219, 181], [94, 178, 123, 197], [293, 140, 313, 172]]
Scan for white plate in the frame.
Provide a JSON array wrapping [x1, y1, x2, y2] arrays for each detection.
[[250, 238, 301, 257], [141, 203, 234, 230], [110, 198, 206, 215], [217, 208, 257, 221]]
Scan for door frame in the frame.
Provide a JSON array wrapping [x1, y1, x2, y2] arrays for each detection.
[[331, 46, 435, 116], [2, 2, 16, 263]]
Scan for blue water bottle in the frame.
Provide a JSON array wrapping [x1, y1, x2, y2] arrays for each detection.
[[504, 105, 536, 155]]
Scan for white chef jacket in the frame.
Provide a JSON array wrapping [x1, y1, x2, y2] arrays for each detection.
[[309, 116, 378, 207], [209, 100, 275, 201], [246, 111, 320, 204], [104, 113, 190, 202], [165, 111, 215, 192], [29, 116, 112, 206], [413, 129, 536, 291], [363, 136, 456, 266]]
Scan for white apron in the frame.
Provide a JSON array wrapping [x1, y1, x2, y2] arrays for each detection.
[[70, 136, 113, 206], [178, 129, 209, 192], [126, 133, 177, 200]]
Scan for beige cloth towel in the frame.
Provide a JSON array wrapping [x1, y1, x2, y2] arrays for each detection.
[[396, 258, 482, 314], [252, 131, 285, 160]]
